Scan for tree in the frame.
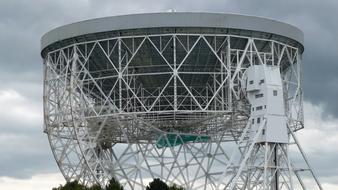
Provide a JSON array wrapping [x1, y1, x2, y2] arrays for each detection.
[[169, 183, 185, 190], [106, 177, 124, 190], [146, 178, 169, 190], [52, 180, 87, 190], [88, 184, 102, 190], [52, 178, 126, 190], [52, 186, 61, 190]]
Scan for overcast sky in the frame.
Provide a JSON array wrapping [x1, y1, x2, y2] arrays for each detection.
[[0, 0, 337, 189]]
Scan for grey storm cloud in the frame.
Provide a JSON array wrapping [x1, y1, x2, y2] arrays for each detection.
[[0, 0, 337, 115], [0, 133, 56, 178], [0, 0, 337, 187]]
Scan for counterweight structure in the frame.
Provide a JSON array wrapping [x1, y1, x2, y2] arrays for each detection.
[[41, 13, 322, 190]]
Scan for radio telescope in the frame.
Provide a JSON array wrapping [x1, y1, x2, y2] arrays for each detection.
[[41, 13, 322, 190]]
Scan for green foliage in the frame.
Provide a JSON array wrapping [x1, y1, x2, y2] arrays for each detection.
[[53, 177, 186, 190], [88, 184, 102, 190], [105, 177, 124, 190], [146, 178, 169, 190], [169, 183, 185, 190], [52, 180, 87, 190], [51, 181, 102, 190], [51, 179, 183, 190]]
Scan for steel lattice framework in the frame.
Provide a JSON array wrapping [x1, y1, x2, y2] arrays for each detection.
[[42, 13, 322, 190]]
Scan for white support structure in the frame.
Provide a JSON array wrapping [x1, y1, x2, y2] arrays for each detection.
[[41, 13, 322, 190], [215, 65, 323, 190], [246, 65, 288, 144]]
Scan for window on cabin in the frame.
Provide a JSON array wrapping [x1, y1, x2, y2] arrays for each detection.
[[273, 90, 278, 96], [256, 106, 263, 110], [255, 93, 264, 98], [259, 79, 265, 84], [249, 80, 254, 85], [257, 117, 261, 124]]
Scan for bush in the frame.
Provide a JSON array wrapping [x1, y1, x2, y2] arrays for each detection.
[[146, 178, 169, 190], [169, 183, 185, 190], [52, 177, 124, 190], [52, 177, 185, 190], [88, 184, 102, 190], [52, 180, 87, 190], [106, 177, 124, 190]]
